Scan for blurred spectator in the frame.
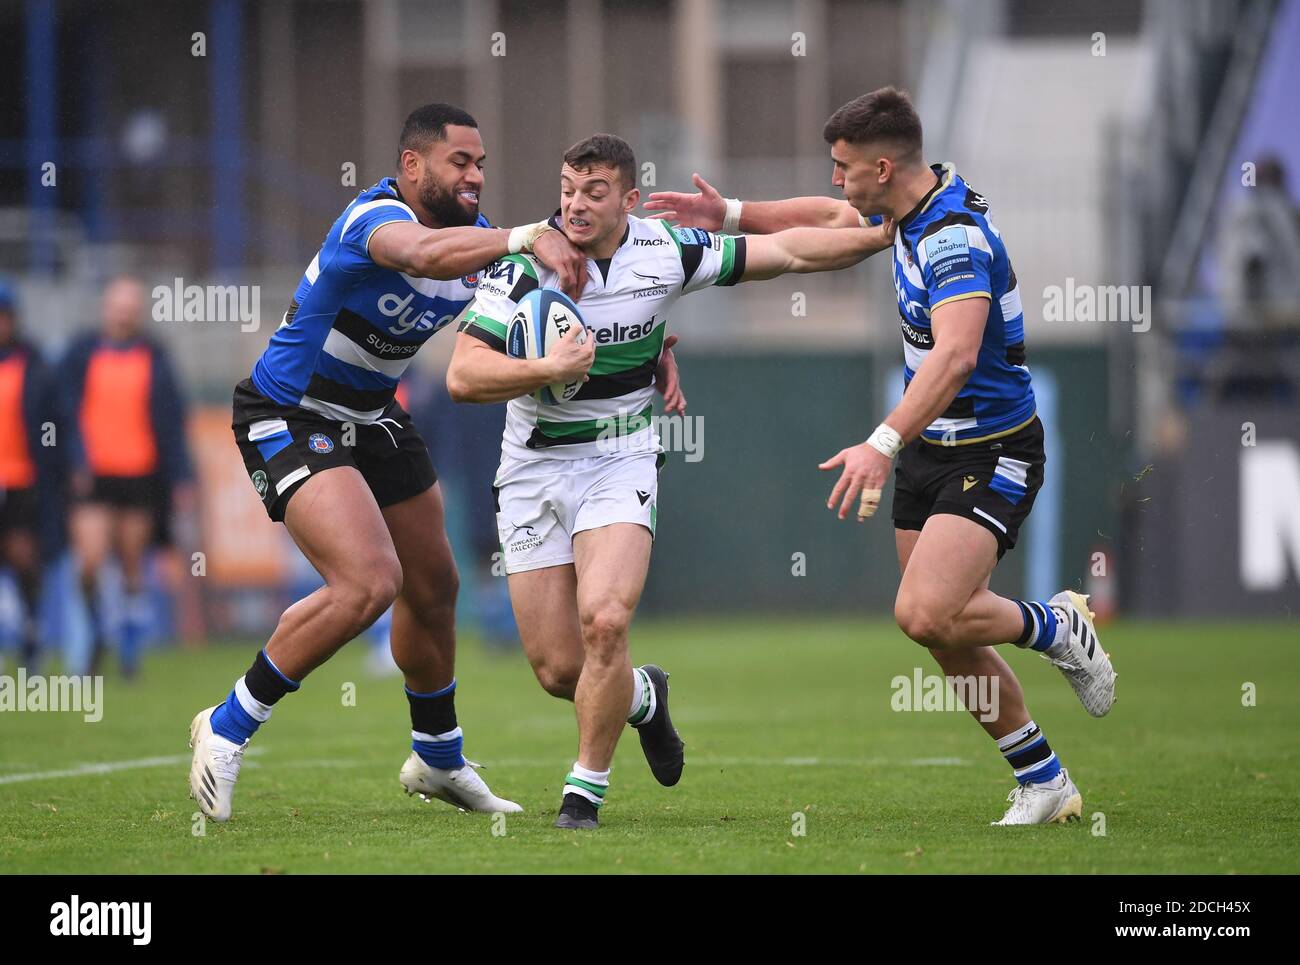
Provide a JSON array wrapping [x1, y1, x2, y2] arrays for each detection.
[[1219, 156, 1300, 315], [61, 276, 194, 677], [0, 279, 57, 670], [1210, 155, 1300, 403]]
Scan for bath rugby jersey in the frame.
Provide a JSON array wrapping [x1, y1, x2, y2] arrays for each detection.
[[252, 177, 489, 423], [871, 162, 1035, 444], [460, 214, 746, 459]]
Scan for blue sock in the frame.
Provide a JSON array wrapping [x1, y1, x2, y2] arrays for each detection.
[[997, 720, 1062, 785], [1012, 600, 1060, 651], [408, 678, 465, 769], [209, 649, 300, 744], [209, 685, 263, 744]]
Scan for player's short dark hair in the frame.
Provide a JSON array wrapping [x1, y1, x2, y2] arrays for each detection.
[[398, 103, 479, 159], [822, 86, 923, 161], [562, 134, 636, 191]]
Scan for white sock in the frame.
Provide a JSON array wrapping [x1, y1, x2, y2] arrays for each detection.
[[627, 666, 656, 724], [564, 762, 610, 806]]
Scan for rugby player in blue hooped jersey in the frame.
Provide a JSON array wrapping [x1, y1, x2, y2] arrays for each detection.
[[647, 87, 1117, 826], [188, 103, 618, 823]]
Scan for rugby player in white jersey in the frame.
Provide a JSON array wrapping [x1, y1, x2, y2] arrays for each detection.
[[447, 134, 895, 828], [647, 87, 1116, 825]]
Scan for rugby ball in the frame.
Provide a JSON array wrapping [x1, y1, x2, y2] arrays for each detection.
[[505, 287, 589, 405]]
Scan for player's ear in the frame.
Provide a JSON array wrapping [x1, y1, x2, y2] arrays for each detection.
[[623, 187, 640, 214], [398, 148, 421, 182]]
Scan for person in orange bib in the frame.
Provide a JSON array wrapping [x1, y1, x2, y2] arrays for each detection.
[[61, 276, 194, 678], [0, 280, 56, 671]]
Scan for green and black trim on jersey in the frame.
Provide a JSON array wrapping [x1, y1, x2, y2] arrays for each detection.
[[461, 215, 745, 459]]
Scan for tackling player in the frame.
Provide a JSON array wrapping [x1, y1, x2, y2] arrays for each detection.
[[646, 87, 1116, 825], [447, 134, 895, 829], [188, 103, 596, 822]]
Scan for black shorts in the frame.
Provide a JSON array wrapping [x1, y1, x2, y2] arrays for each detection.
[[89, 474, 161, 509], [0, 486, 38, 536], [892, 417, 1045, 558], [231, 378, 436, 522]]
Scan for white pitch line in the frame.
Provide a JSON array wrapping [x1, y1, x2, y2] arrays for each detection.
[[0, 748, 264, 786], [0, 750, 963, 786]]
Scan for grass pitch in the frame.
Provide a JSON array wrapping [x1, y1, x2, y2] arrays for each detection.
[[2, 617, 1296, 874]]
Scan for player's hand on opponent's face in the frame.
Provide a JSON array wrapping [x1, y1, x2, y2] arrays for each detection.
[[819, 442, 892, 522], [643, 173, 726, 231], [655, 334, 686, 416], [545, 322, 596, 385], [532, 228, 588, 301]]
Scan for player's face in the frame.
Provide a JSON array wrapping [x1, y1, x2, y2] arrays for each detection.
[[101, 278, 146, 340], [559, 163, 638, 251], [830, 139, 889, 217], [414, 124, 486, 228]]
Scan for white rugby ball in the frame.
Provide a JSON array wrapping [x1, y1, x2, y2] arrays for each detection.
[[506, 287, 589, 405]]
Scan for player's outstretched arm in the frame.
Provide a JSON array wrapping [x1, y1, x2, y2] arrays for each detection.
[[368, 221, 587, 298], [739, 221, 896, 281], [818, 296, 989, 521], [446, 328, 594, 405], [645, 173, 861, 233]]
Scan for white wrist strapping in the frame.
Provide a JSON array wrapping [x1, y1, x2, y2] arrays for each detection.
[[508, 221, 552, 254], [722, 197, 743, 234], [866, 423, 904, 459]]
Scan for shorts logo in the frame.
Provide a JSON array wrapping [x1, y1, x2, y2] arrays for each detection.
[[507, 525, 544, 553], [636, 489, 651, 506], [308, 433, 334, 454], [461, 272, 479, 288], [251, 469, 269, 496], [963, 475, 979, 492]]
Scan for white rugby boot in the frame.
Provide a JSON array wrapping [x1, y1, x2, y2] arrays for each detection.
[[188, 706, 246, 823], [399, 752, 523, 813], [1041, 591, 1117, 717], [992, 769, 1083, 826]]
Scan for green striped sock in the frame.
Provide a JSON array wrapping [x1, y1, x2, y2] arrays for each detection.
[[627, 667, 653, 725], [564, 763, 609, 808]]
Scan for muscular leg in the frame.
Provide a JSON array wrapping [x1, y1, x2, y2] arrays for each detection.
[[264, 467, 402, 680], [570, 522, 652, 771], [381, 483, 458, 694], [894, 514, 1025, 650], [508, 563, 585, 700], [896, 527, 1029, 740]]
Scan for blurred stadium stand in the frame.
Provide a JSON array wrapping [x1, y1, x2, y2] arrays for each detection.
[[0, 0, 1296, 653]]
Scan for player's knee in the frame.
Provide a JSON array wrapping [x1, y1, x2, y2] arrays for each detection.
[[532, 659, 580, 700], [894, 595, 952, 648], [580, 603, 632, 657], [345, 558, 403, 626], [405, 563, 459, 618]]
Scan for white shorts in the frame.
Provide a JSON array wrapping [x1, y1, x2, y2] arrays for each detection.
[[493, 451, 660, 574]]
